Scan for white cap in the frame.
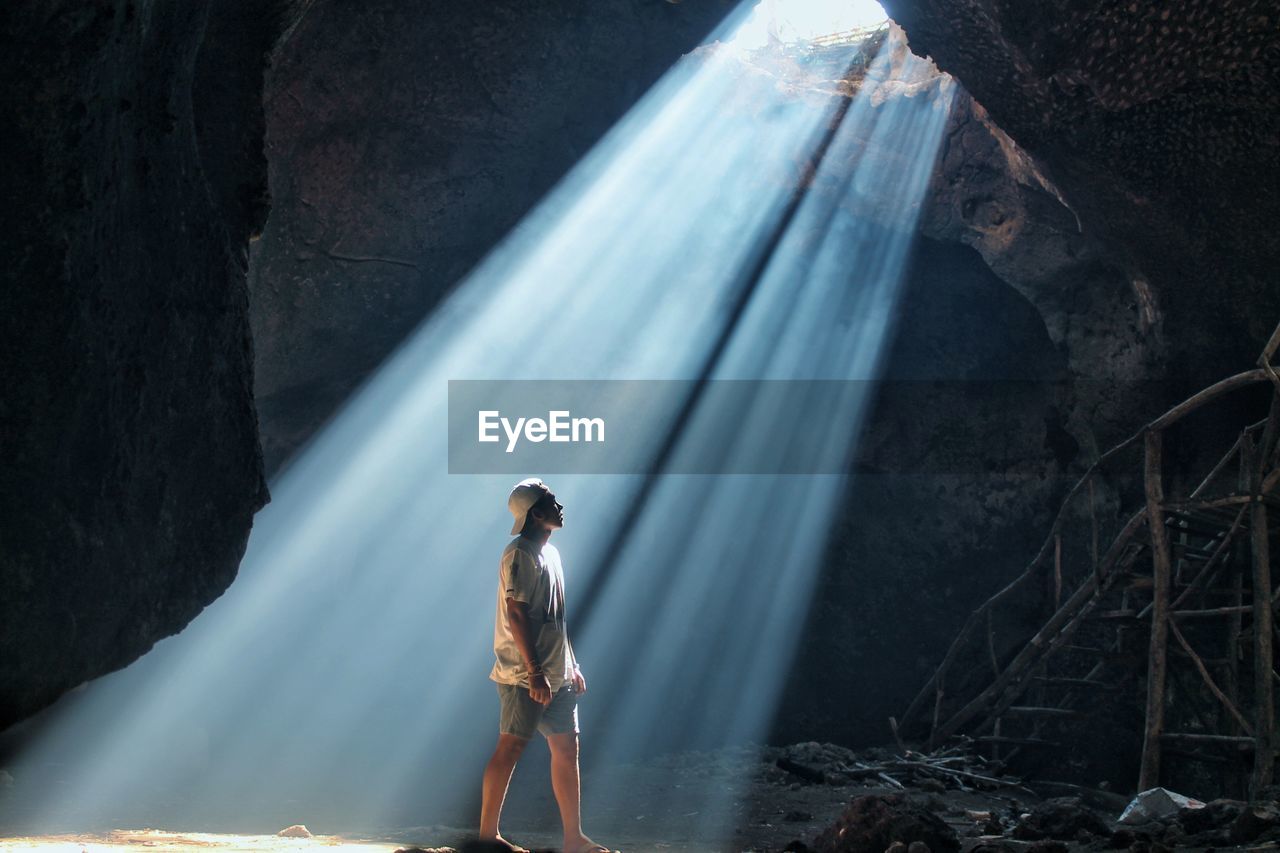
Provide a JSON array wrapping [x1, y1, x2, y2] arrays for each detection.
[[508, 477, 548, 535]]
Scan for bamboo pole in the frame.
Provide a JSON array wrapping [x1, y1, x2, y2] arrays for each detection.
[[1171, 664, 1221, 736], [1175, 520, 1189, 587], [1257, 392, 1280, 479], [936, 569, 1114, 743], [1162, 732, 1256, 745], [1169, 618, 1254, 735], [974, 589, 1117, 737], [931, 573, 1100, 744], [1149, 370, 1269, 432], [901, 370, 1270, 734], [1259, 320, 1280, 367], [1140, 429, 1173, 791], [1190, 436, 1243, 500], [1229, 554, 1243, 735], [1139, 502, 1248, 619], [1172, 605, 1254, 618], [987, 609, 999, 677], [1227, 436, 1249, 802], [902, 373, 1267, 731], [1034, 676, 1118, 690], [902, 583, 1025, 731], [1001, 660, 1109, 766], [1004, 706, 1084, 717], [929, 674, 945, 750], [1247, 433, 1275, 793], [945, 519, 1146, 742], [1260, 321, 1280, 394], [982, 547, 1142, 751], [1164, 495, 1254, 513], [1090, 478, 1100, 583], [1054, 534, 1062, 610]]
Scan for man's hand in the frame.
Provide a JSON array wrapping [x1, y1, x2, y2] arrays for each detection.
[[572, 666, 586, 695], [528, 672, 552, 705]]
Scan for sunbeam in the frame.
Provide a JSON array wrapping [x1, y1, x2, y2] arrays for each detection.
[[5, 1, 954, 846]]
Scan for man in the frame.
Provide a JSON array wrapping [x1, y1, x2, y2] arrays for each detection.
[[479, 478, 611, 853]]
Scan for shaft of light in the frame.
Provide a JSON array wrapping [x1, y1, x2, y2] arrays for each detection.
[[7, 2, 952, 840]]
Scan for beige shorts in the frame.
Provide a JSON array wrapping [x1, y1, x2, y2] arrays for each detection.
[[497, 682, 579, 739]]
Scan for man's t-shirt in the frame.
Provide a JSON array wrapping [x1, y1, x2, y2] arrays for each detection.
[[490, 536, 576, 692]]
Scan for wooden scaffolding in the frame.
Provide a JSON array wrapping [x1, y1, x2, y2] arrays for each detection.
[[898, 323, 1280, 797]]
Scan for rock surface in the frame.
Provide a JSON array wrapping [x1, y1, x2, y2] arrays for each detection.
[[249, 0, 733, 474], [811, 793, 960, 853], [0, 1, 293, 728], [1107, 795, 1280, 847], [884, 0, 1280, 384], [276, 824, 313, 838], [1012, 797, 1112, 841]]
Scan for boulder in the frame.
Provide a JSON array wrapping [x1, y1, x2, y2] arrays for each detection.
[[812, 794, 959, 853], [1012, 797, 1111, 841], [1229, 803, 1280, 845]]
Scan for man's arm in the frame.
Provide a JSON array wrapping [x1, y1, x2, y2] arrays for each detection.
[[566, 635, 586, 694], [505, 597, 552, 705]]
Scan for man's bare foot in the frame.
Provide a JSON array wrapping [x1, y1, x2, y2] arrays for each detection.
[[563, 835, 613, 853], [477, 833, 530, 852]]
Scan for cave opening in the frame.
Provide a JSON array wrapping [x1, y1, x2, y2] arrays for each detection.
[[731, 0, 889, 50]]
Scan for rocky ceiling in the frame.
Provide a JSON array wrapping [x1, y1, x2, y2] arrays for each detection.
[[2, 0, 1277, 740], [885, 0, 1280, 375]]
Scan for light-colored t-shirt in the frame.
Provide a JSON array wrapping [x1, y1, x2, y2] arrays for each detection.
[[490, 537, 576, 691]]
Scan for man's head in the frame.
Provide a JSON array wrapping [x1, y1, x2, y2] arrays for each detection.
[[507, 477, 565, 535]]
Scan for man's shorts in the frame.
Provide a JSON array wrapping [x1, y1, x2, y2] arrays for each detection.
[[497, 682, 579, 739]]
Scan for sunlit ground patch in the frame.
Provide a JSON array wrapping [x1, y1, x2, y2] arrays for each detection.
[[0, 829, 408, 852]]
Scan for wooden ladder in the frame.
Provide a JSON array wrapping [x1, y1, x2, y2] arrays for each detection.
[[898, 322, 1280, 797]]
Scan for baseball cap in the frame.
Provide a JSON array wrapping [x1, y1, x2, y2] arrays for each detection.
[[508, 477, 548, 535]]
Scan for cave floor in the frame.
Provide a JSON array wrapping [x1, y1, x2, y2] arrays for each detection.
[[0, 830, 397, 850], [0, 741, 1159, 852]]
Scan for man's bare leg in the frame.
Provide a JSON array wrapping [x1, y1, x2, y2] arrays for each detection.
[[547, 731, 604, 853], [480, 733, 530, 850]]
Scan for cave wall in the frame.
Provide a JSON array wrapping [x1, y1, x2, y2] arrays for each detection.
[[773, 236, 1082, 745], [0, 1, 296, 729], [883, 0, 1280, 386], [773, 0, 1280, 748], [774, 0, 1280, 742], [250, 0, 736, 474]]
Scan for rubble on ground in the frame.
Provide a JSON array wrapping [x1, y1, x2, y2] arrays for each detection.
[[379, 741, 1280, 852], [809, 793, 960, 853], [276, 824, 312, 837], [767, 740, 1027, 794], [1011, 798, 1110, 841], [766, 740, 1280, 852]]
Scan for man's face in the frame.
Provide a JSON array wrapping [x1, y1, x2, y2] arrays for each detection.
[[530, 489, 565, 530]]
